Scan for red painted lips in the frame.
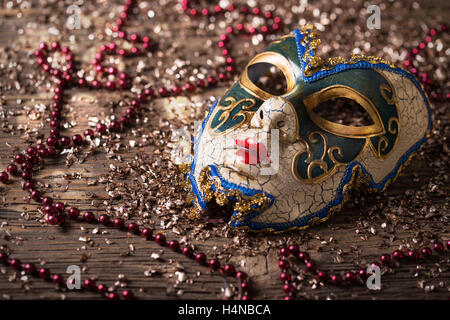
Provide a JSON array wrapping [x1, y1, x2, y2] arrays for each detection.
[[235, 137, 272, 165]]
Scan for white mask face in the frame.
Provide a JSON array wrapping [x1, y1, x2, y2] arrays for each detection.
[[185, 27, 432, 232]]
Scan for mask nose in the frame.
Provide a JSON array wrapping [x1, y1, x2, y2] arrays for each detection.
[[250, 97, 298, 143]]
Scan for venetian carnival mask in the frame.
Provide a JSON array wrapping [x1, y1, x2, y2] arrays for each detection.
[[186, 25, 431, 232]]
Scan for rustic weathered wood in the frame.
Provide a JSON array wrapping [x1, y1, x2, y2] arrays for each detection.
[[0, 1, 449, 300]]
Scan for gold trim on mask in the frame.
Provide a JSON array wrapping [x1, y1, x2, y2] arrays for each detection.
[[298, 24, 397, 77], [303, 85, 386, 139], [239, 51, 297, 100]]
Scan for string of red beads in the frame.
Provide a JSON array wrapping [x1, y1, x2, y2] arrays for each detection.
[[278, 241, 449, 300], [0, 251, 131, 299], [403, 24, 449, 101], [1, 0, 277, 300]]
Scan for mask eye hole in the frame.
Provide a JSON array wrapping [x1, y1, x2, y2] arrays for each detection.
[[247, 62, 288, 96], [312, 97, 374, 127], [303, 85, 385, 138], [239, 52, 296, 100]]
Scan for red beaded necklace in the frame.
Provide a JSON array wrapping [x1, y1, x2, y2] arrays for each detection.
[[0, 0, 447, 300]]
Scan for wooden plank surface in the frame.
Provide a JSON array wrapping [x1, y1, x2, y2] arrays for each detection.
[[0, 0, 449, 300]]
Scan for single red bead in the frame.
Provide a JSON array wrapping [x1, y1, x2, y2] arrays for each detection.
[[113, 218, 125, 229], [223, 264, 236, 276], [122, 290, 134, 300], [91, 80, 102, 89], [280, 272, 291, 282], [358, 269, 368, 280], [109, 121, 120, 131], [54, 202, 65, 213], [84, 279, 96, 291], [380, 254, 391, 264], [130, 99, 140, 108], [97, 284, 108, 294], [209, 259, 220, 270], [207, 77, 217, 86], [108, 292, 120, 300], [107, 67, 117, 75], [23, 181, 35, 191], [84, 129, 94, 137], [331, 275, 343, 285], [279, 260, 289, 270], [47, 147, 56, 157], [98, 214, 110, 225], [408, 250, 419, 260], [284, 295, 294, 300], [21, 170, 32, 181], [24, 263, 36, 274], [7, 164, 18, 176], [47, 215, 59, 225], [72, 134, 83, 145], [283, 283, 295, 293], [155, 234, 166, 245], [9, 258, 22, 269], [144, 88, 155, 97], [105, 81, 116, 91], [39, 268, 50, 279], [236, 271, 247, 282], [50, 128, 60, 138], [184, 83, 195, 92], [306, 261, 317, 273], [287, 245, 299, 256], [27, 147, 37, 156], [196, 80, 206, 88], [345, 272, 356, 282], [141, 228, 152, 240], [421, 247, 432, 257], [172, 85, 182, 94], [298, 252, 310, 262], [34, 49, 43, 57], [51, 41, 60, 50], [168, 240, 180, 251], [280, 247, 290, 257], [182, 245, 193, 256], [240, 281, 250, 292], [38, 148, 49, 158], [21, 162, 32, 172], [15, 154, 26, 164], [219, 73, 228, 81], [27, 155, 39, 165], [317, 271, 328, 282], [433, 242, 444, 253], [77, 78, 87, 87], [158, 87, 168, 96], [68, 207, 79, 218], [47, 137, 58, 147], [446, 240, 450, 249], [0, 172, 8, 183], [60, 136, 71, 146], [126, 107, 136, 118], [393, 250, 405, 260], [96, 123, 107, 133], [127, 223, 139, 233], [83, 211, 95, 222], [30, 189, 41, 201], [195, 253, 206, 265], [52, 274, 64, 285], [108, 42, 117, 51], [51, 110, 61, 120], [44, 205, 54, 215]]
